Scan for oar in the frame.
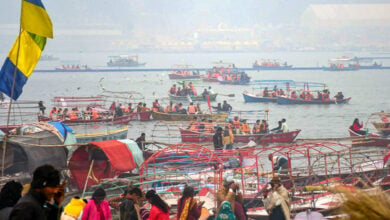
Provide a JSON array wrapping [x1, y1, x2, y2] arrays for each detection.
[[219, 93, 235, 97]]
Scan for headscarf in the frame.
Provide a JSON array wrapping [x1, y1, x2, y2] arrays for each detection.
[[0, 180, 22, 209], [216, 201, 236, 220]]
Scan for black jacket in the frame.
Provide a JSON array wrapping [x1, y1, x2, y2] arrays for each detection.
[[120, 198, 138, 220], [9, 190, 62, 220], [213, 132, 223, 150]]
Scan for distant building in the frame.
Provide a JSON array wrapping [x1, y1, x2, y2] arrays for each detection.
[[301, 4, 390, 28]]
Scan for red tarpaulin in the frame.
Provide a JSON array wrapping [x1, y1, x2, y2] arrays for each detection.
[[69, 140, 136, 189]]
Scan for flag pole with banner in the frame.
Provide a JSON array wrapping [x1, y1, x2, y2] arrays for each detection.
[[0, 0, 53, 176]]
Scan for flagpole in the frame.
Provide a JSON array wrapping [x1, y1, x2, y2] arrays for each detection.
[[2, 1, 23, 177]]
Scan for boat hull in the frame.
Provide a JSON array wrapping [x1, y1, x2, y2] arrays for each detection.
[[75, 126, 128, 144], [243, 93, 277, 103], [277, 97, 351, 105], [202, 77, 219, 82], [253, 65, 293, 70], [322, 67, 359, 71], [179, 128, 300, 144], [168, 74, 200, 80], [372, 122, 390, 135], [107, 62, 146, 67], [349, 129, 390, 147], [219, 80, 250, 85], [168, 94, 217, 102], [152, 111, 228, 121]]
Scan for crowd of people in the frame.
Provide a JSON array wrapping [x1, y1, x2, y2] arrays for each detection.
[[211, 118, 289, 150], [0, 164, 292, 220], [169, 82, 201, 97], [258, 86, 346, 102]]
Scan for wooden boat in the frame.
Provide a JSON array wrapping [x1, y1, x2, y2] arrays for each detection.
[[372, 122, 390, 135], [169, 73, 200, 80], [179, 128, 301, 144], [348, 129, 390, 147], [218, 78, 250, 85], [168, 66, 201, 80], [74, 125, 128, 144], [242, 92, 277, 103], [38, 114, 133, 124], [201, 77, 219, 82], [168, 93, 217, 102], [152, 111, 228, 121], [277, 96, 351, 105], [252, 60, 293, 70]]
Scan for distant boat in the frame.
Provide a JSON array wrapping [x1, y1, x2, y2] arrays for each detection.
[[107, 55, 146, 67], [40, 54, 59, 61], [253, 59, 293, 69]]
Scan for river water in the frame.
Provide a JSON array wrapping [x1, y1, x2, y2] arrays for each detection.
[[8, 51, 390, 141]]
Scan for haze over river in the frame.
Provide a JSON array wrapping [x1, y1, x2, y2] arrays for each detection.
[[7, 51, 389, 142]]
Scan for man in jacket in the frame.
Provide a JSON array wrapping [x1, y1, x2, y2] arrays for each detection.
[[213, 127, 224, 150], [9, 164, 65, 220], [120, 187, 143, 220]]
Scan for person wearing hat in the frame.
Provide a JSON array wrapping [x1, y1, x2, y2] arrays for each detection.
[[263, 176, 290, 220], [213, 127, 224, 150], [217, 177, 245, 220], [81, 187, 112, 220], [9, 164, 65, 220]]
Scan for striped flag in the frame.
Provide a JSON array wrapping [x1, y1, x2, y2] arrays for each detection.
[[0, 0, 53, 100]]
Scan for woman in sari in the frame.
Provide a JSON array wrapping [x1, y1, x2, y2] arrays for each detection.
[[216, 201, 236, 220], [177, 186, 204, 220]]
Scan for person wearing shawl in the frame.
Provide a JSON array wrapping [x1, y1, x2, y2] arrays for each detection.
[[263, 176, 291, 220], [217, 177, 244, 219], [0, 181, 23, 219], [177, 186, 204, 220], [216, 201, 236, 220], [81, 187, 112, 220]]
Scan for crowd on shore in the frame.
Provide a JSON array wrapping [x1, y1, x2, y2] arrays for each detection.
[[0, 164, 291, 220]]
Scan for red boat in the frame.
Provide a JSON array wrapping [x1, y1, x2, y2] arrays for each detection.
[[348, 129, 390, 147], [179, 128, 301, 144], [38, 111, 151, 125]]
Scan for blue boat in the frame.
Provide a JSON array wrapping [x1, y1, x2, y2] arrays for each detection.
[[277, 96, 351, 105], [219, 78, 251, 85], [242, 92, 277, 103]]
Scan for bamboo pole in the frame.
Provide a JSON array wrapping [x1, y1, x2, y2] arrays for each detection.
[[82, 160, 94, 198]]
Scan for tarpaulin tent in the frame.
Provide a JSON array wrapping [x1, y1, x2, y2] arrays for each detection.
[[0, 130, 67, 175], [69, 139, 137, 190]]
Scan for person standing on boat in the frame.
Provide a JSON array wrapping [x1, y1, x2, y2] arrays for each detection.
[[110, 102, 116, 113], [38, 101, 46, 115], [208, 86, 215, 95], [202, 88, 209, 98], [223, 125, 234, 150], [136, 133, 146, 151], [350, 118, 366, 135], [152, 99, 160, 112], [222, 100, 232, 112], [213, 127, 224, 150], [125, 103, 133, 114], [281, 119, 289, 133], [268, 154, 288, 174], [263, 176, 290, 220]]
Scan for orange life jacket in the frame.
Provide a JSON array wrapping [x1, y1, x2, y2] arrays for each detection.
[[69, 111, 77, 120], [240, 123, 250, 133], [188, 105, 196, 114], [92, 109, 99, 119], [232, 119, 240, 129]]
